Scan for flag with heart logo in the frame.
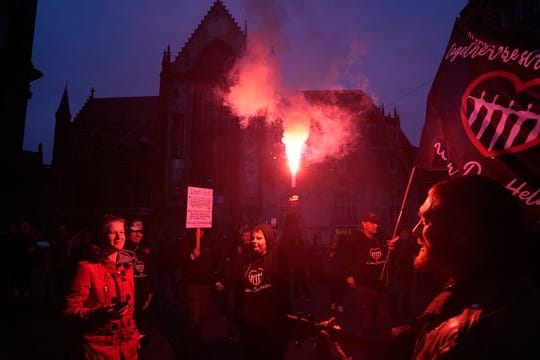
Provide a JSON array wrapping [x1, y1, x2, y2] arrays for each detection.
[[416, 17, 540, 222]]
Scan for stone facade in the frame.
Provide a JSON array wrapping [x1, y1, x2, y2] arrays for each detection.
[[45, 1, 420, 244]]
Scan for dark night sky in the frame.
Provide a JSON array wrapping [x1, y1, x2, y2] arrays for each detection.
[[24, 0, 467, 164]]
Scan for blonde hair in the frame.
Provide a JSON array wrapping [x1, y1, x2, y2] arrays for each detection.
[[101, 214, 125, 233]]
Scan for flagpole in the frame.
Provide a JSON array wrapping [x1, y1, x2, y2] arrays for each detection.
[[380, 165, 417, 285]]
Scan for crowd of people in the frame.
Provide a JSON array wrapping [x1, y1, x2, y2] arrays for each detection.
[[1, 175, 539, 359]]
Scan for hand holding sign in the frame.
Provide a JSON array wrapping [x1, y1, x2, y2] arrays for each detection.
[[191, 247, 201, 260]]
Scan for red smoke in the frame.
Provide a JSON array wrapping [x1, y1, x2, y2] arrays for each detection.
[[222, 0, 367, 182]]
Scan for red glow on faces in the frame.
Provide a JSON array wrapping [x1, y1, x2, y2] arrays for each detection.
[[105, 220, 126, 252], [251, 229, 267, 256]]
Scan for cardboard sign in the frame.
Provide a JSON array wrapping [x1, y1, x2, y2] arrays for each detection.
[[186, 186, 213, 228]]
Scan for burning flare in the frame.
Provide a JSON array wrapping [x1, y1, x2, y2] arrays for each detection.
[[222, 37, 359, 191], [282, 119, 309, 188]]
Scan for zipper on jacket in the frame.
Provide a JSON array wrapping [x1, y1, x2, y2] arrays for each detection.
[[104, 265, 112, 305]]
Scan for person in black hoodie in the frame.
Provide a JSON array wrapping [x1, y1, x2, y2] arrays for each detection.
[[336, 212, 396, 338], [236, 223, 291, 360]]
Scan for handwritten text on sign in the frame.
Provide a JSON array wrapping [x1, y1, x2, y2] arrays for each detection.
[[186, 186, 213, 228]]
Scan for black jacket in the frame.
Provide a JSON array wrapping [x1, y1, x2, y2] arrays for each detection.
[[388, 269, 540, 359]]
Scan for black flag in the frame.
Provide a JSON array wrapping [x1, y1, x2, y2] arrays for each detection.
[[416, 17, 540, 222]]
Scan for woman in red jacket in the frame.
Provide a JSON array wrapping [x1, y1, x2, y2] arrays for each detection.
[[64, 214, 140, 359]]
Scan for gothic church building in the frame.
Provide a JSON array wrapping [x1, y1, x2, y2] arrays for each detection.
[[47, 1, 418, 244]]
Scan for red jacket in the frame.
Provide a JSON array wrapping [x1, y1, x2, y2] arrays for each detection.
[[64, 249, 140, 359]]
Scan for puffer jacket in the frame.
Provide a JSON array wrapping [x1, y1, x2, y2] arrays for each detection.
[[64, 247, 140, 359]]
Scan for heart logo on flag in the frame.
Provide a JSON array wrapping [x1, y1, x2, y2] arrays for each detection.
[[460, 71, 540, 157]]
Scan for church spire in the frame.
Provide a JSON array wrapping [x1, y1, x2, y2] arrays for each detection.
[[55, 83, 71, 121], [53, 84, 72, 167], [162, 45, 171, 66]]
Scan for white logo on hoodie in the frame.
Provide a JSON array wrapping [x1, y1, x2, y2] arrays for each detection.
[[248, 267, 264, 286]]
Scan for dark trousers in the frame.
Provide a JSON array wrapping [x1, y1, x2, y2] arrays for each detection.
[[182, 283, 212, 358]]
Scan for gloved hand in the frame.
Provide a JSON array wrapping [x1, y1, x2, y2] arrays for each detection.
[[95, 302, 130, 320]]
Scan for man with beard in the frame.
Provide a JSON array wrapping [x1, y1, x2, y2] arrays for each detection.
[[318, 175, 540, 359]]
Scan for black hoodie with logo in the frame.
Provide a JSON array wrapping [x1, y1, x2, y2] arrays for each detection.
[[237, 224, 290, 349]]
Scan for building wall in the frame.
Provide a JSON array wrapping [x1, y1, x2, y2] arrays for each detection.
[[45, 2, 420, 245]]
